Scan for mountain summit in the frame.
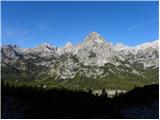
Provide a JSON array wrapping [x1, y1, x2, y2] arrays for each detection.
[[65, 42, 73, 48], [84, 32, 105, 44], [1, 33, 159, 90]]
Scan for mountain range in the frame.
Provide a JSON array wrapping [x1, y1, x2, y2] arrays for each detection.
[[1, 32, 159, 90]]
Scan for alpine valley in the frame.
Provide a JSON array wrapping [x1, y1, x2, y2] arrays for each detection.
[[1, 32, 159, 91]]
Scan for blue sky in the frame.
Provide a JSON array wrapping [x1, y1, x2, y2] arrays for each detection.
[[2, 1, 159, 48]]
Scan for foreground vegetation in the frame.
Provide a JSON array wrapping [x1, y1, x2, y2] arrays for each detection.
[[2, 83, 159, 119], [2, 62, 158, 91], [2, 75, 158, 91]]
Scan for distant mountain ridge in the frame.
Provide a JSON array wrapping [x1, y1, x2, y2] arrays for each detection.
[[1, 32, 159, 90]]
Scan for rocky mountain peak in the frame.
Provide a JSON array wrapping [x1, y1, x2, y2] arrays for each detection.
[[1, 35, 158, 83], [37, 42, 56, 50], [2, 44, 19, 49], [114, 43, 129, 51], [37, 42, 50, 48], [135, 40, 159, 50], [84, 31, 105, 44], [65, 42, 73, 49]]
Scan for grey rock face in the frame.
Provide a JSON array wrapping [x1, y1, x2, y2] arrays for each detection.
[[1, 32, 159, 80], [114, 40, 159, 68], [75, 32, 115, 66]]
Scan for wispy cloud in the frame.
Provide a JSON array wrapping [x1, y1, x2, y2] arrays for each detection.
[[2, 26, 35, 45], [36, 22, 54, 32], [2, 22, 54, 46], [127, 19, 158, 31]]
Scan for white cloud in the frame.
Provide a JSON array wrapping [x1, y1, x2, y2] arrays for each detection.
[[2, 26, 35, 45], [127, 19, 158, 31], [36, 22, 54, 32]]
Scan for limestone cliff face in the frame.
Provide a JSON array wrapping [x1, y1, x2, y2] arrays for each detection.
[[1, 32, 159, 80]]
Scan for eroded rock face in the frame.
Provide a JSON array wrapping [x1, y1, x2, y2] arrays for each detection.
[[114, 40, 159, 69], [92, 89, 126, 98], [75, 32, 115, 66], [1, 32, 159, 81]]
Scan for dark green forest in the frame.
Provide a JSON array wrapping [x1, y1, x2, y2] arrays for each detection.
[[1, 82, 159, 119]]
